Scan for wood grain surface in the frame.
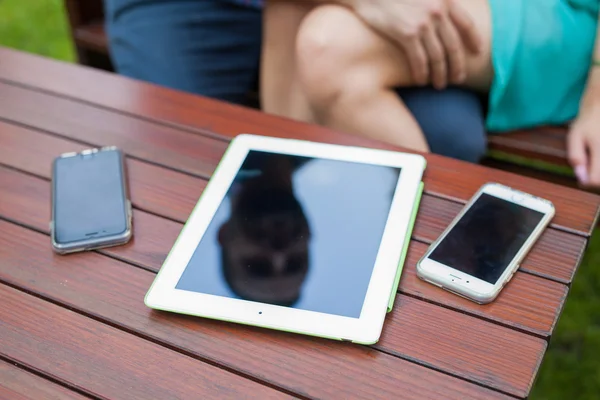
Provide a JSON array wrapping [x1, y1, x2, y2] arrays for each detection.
[[0, 285, 290, 400], [0, 220, 522, 398], [0, 127, 570, 337], [0, 120, 204, 222], [0, 149, 559, 398], [0, 361, 87, 400], [403, 243, 568, 336], [0, 48, 598, 236]]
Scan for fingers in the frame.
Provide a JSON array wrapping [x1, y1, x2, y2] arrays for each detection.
[[393, 0, 479, 87], [404, 38, 429, 86], [448, 0, 482, 54], [587, 136, 600, 186], [438, 16, 466, 84], [422, 25, 447, 89], [589, 149, 600, 186], [567, 127, 589, 184]]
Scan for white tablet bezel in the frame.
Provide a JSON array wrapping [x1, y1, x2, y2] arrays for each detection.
[[145, 134, 426, 344]]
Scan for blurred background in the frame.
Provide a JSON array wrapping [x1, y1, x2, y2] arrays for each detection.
[[0, 0, 75, 62], [0, 0, 598, 398]]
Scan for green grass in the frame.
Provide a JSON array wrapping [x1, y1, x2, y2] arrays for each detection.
[[1, 0, 598, 398], [0, 0, 75, 62], [531, 230, 600, 400]]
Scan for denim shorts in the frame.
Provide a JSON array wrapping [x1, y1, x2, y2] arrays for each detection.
[[105, 0, 262, 105], [105, 0, 488, 163]]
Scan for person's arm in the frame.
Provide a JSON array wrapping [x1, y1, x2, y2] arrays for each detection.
[[268, 0, 482, 89], [568, 15, 600, 186]]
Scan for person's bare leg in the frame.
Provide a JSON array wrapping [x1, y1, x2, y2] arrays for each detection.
[[295, 1, 493, 151], [261, 0, 316, 121]]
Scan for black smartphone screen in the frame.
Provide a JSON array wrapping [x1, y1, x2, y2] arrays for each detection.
[[428, 193, 545, 284], [174, 150, 401, 317], [52, 150, 128, 244]]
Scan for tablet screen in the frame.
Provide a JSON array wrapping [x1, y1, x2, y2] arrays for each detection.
[[176, 150, 401, 318]]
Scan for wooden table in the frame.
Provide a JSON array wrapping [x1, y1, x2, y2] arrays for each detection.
[[0, 47, 599, 400]]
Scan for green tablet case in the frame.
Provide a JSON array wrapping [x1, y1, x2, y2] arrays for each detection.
[[387, 181, 424, 313]]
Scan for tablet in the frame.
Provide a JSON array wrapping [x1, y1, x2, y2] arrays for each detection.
[[145, 134, 426, 344]]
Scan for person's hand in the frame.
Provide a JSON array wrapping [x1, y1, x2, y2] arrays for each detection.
[[568, 103, 600, 187], [353, 0, 482, 89]]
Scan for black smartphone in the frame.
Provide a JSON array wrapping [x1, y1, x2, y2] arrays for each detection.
[[51, 146, 132, 254]]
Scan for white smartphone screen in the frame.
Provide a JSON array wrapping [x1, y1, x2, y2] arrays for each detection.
[[428, 193, 545, 284]]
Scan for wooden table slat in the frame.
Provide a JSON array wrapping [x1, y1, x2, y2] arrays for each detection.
[[379, 296, 546, 398], [488, 127, 569, 166], [0, 360, 87, 400], [0, 284, 289, 400], [0, 82, 224, 178], [0, 129, 571, 337], [0, 220, 519, 399], [423, 158, 599, 237], [0, 52, 598, 236]]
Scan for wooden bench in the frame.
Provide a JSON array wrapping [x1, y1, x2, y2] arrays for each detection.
[[484, 126, 579, 189], [64, 0, 112, 71], [64, 0, 579, 189]]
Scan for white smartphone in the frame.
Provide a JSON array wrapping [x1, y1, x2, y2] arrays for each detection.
[[417, 183, 555, 304]]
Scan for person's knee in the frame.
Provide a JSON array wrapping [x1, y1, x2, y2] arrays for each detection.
[[295, 5, 365, 112]]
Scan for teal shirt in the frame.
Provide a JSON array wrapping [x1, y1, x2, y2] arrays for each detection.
[[486, 0, 598, 132], [568, 0, 600, 14]]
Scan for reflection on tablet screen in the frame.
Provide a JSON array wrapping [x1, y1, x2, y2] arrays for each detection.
[[176, 151, 401, 318]]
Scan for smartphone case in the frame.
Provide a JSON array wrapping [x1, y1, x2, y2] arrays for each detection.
[[50, 146, 133, 254], [415, 182, 555, 304]]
